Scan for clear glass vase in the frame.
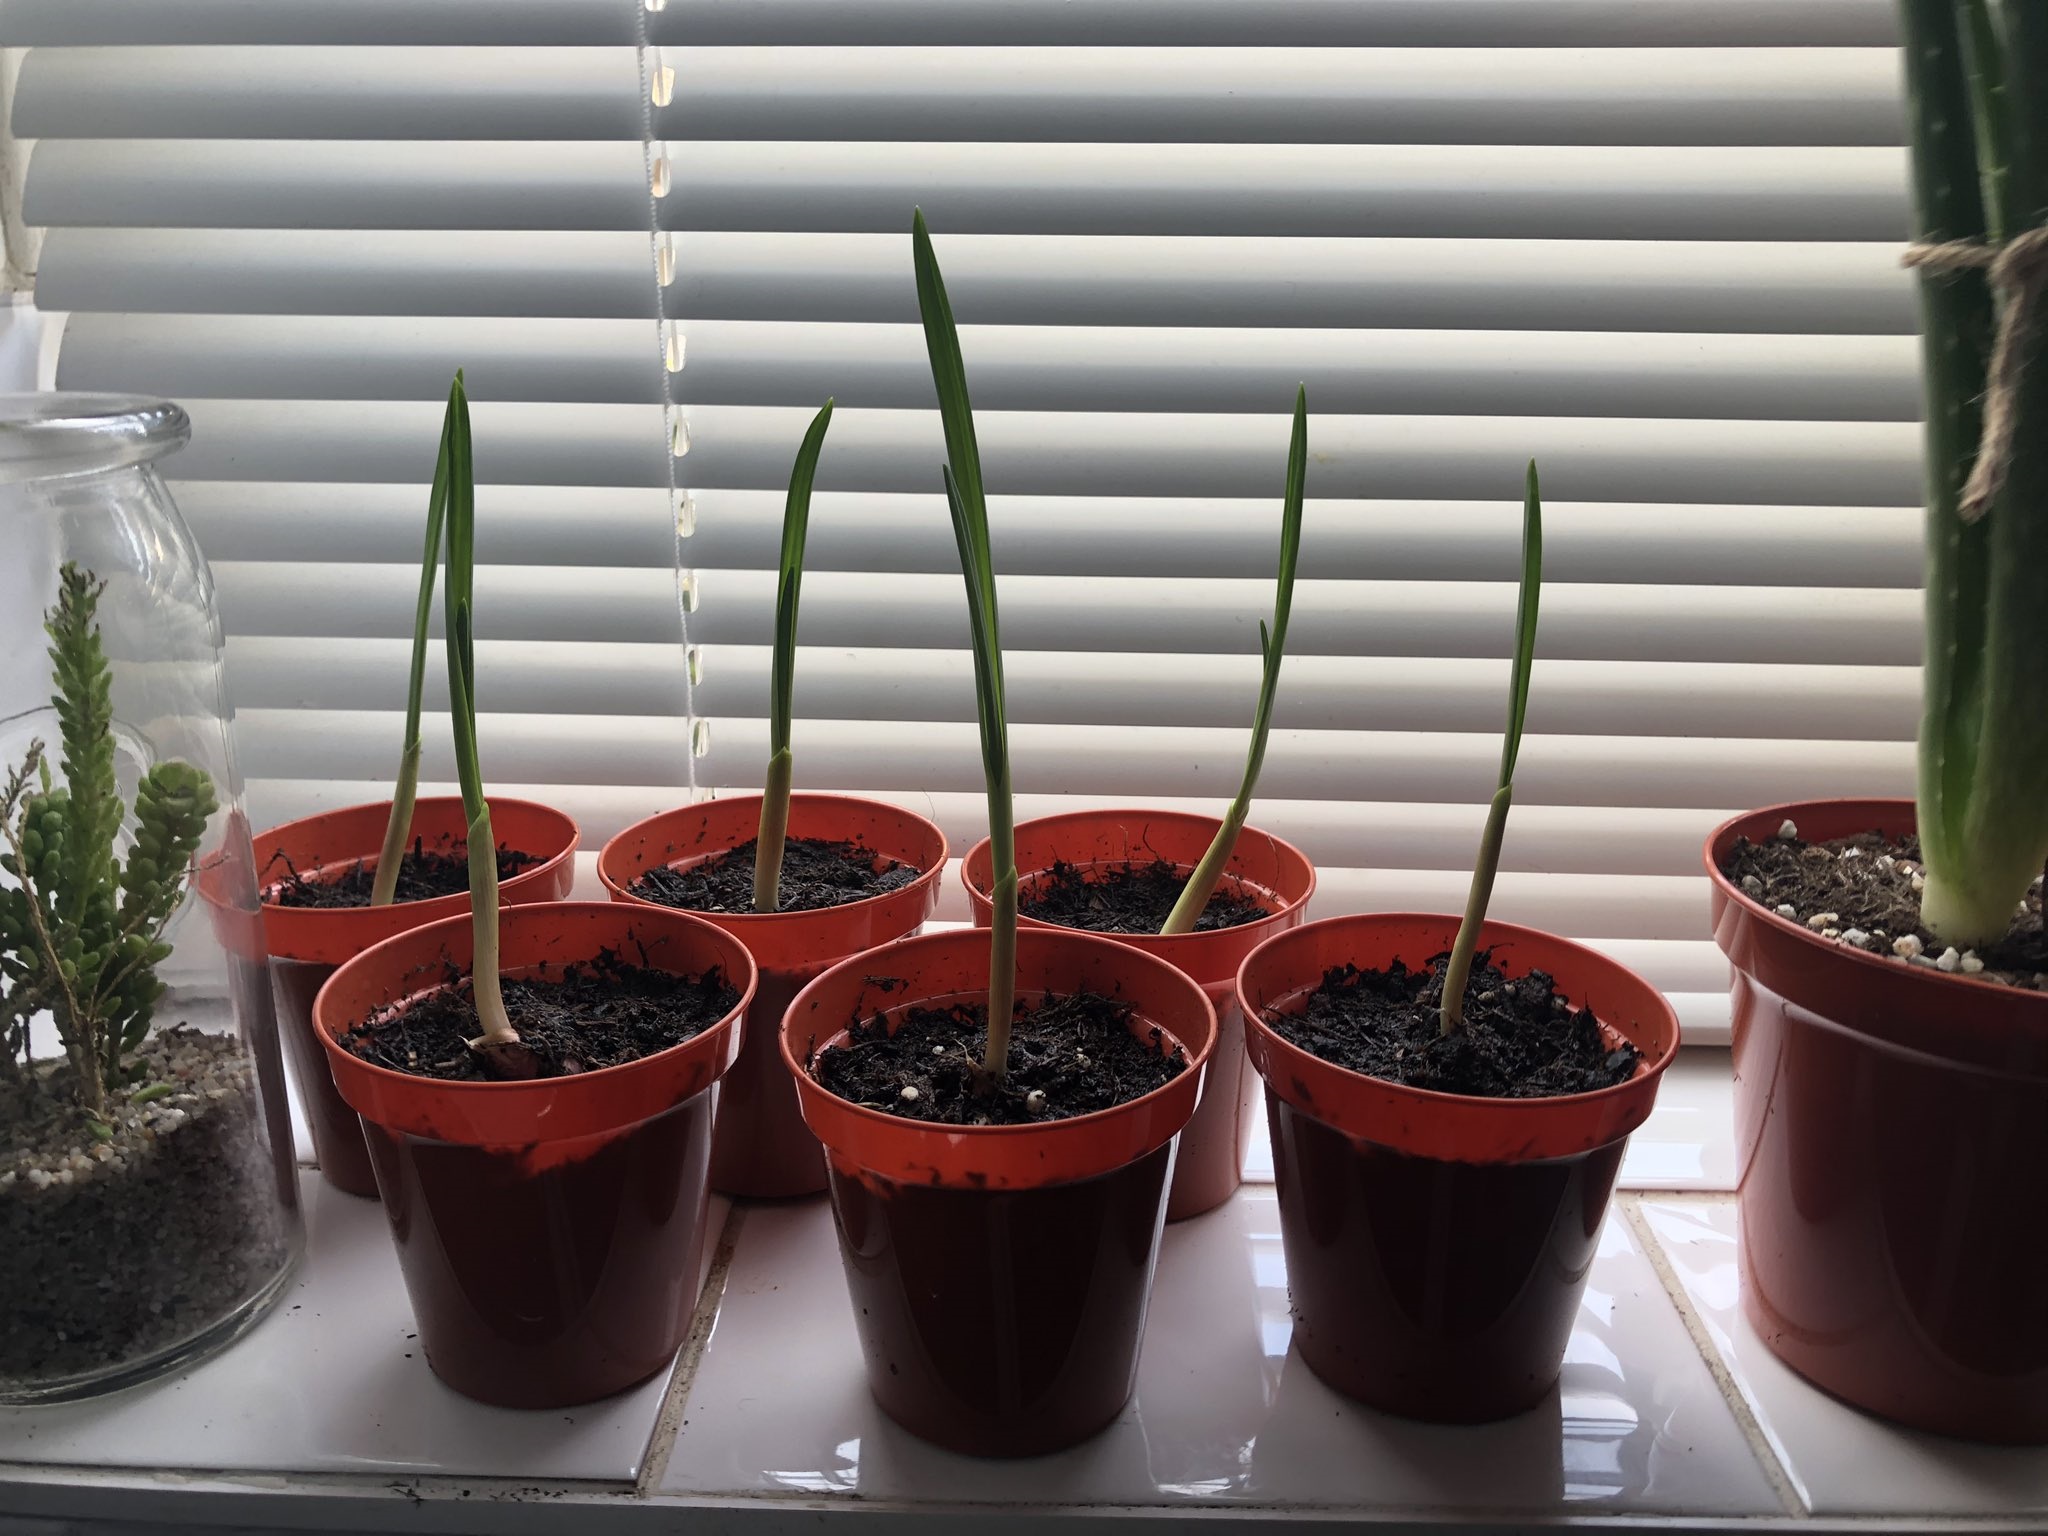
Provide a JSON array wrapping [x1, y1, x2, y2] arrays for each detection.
[[0, 394, 303, 1402]]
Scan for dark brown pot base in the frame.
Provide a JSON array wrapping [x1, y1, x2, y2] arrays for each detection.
[[1268, 1090, 1626, 1423], [270, 956, 378, 1197], [365, 1090, 717, 1408], [824, 1143, 1174, 1457]]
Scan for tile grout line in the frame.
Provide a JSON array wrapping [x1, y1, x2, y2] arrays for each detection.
[[1619, 1193, 1806, 1520], [635, 1201, 748, 1499]]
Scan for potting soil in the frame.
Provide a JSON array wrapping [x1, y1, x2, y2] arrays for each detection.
[[338, 955, 740, 1082], [1270, 955, 1638, 1099], [1723, 828, 2048, 989], [265, 840, 539, 908], [815, 990, 1185, 1125], [1020, 857, 1269, 934], [630, 836, 917, 915]]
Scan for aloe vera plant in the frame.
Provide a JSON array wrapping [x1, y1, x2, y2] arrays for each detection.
[[1160, 388, 1307, 936], [913, 208, 1016, 1082], [429, 375, 517, 1053], [1440, 464, 1542, 1037], [1899, 0, 2048, 951], [753, 399, 835, 914], [368, 384, 456, 907]]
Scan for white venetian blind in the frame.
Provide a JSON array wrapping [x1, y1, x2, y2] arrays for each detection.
[[4, 0, 1922, 1043]]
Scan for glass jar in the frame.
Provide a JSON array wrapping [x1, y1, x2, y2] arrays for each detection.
[[0, 394, 303, 1402]]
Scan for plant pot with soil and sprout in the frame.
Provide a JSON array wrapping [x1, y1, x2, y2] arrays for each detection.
[[1703, 0, 2048, 1445], [599, 400, 946, 1200], [310, 383, 756, 1408], [961, 389, 1314, 1220], [1237, 467, 1679, 1424], [777, 211, 1217, 1457], [253, 375, 576, 1197]]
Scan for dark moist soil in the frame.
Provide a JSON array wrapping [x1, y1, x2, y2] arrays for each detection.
[[337, 950, 741, 1082], [1721, 826, 2048, 990], [1269, 953, 1640, 1100], [628, 836, 918, 915], [1019, 858, 1270, 935], [264, 840, 540, 909], [814, 991, 1186, 1127], [1, 1028, 294, 1391]]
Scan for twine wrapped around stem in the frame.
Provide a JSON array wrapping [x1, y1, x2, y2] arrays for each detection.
[[1902, 226, 2048, 523]]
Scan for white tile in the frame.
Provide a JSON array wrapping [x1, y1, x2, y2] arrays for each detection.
[[664, 1187, 1779, 1515], [1639, 1197, 2048, 1516], [0, 1174, 707, 1485], [1619, 1049, 1736, 1191]]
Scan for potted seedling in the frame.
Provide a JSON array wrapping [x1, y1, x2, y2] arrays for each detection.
[[962, 388, 1315, 1219], [776, 210, 1218, 1457], [252, 373, 577, 1196], [599, 399, 947, 1199], [1236, 467, 1678, 1423], [1702, 0, 2048, 1442], [310, 381, 757, 1408], [2, 567, 297, 1398]]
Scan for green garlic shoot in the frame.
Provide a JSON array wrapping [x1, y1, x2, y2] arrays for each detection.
[[434, 375, 517, 1055], [1160, 386, 1306, 935], [754, 398, 835, 914], [913, 207, 1017, 1084], [1440, 463, 1543, 1038], [369, 376, 456, 906]]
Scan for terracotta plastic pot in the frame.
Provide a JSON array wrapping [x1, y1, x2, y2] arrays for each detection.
[[782, 926, 1216, 1456], [1707, 799, 2048, 1442], [255, 797, 577, 1197], [599, 794, 945, 1199], [1238, 913, 1678, 1423], [313, 900, 754, 1408], [962, 810, 1314, 1219]]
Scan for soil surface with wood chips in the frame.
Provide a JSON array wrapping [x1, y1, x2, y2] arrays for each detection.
[[1722, 827, 2046, 990], [337, 953, 740, 1082], [265, 841, 539, 909], [629, 836, 918, 915], [1020, 858, 1270, 935], [814, 990, 1185, 1126], [1269, 954, 1639, 1099]]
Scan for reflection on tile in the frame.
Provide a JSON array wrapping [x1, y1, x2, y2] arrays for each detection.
[[1638, 1198, 2048, 1516], [665, 1187, 1778, 1515], [1619, 1049, 1735, 1191], [0, 1174, 709, 1484]]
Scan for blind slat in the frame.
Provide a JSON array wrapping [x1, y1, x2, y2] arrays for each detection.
[[38, 231, 1916, 335], [683, 491, 1922, 587], [15, 48, 642, 140], [24, 141, 650, 229], [18, 47, 1899, 148], [689, 647, 1915, 741], [36, 229, 657, 318], [175, 482, 674, 568], [693, 716, 1914, 810], [64, 314, 1920, 420], [0, 0, 1893, 49], [651, 143, 1907, 240], [676, 405, 1920, 505]]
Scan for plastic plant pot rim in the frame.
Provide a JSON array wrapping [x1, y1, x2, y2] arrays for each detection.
[[1705, 798, 2048, 1077], [597, 793, 948, 956], [959, 808, 1317, 982], [1237, 911, 1679, 1165], [253, 796, 580, 966], [781, 925, 1219, 1190], [312, 900, 757, 1147]]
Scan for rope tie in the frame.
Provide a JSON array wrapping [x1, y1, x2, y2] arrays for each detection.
[[1901, 225, 2048, 523]]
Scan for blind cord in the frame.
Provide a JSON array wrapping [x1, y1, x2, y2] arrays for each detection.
[[633, 5, 697, 801]]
